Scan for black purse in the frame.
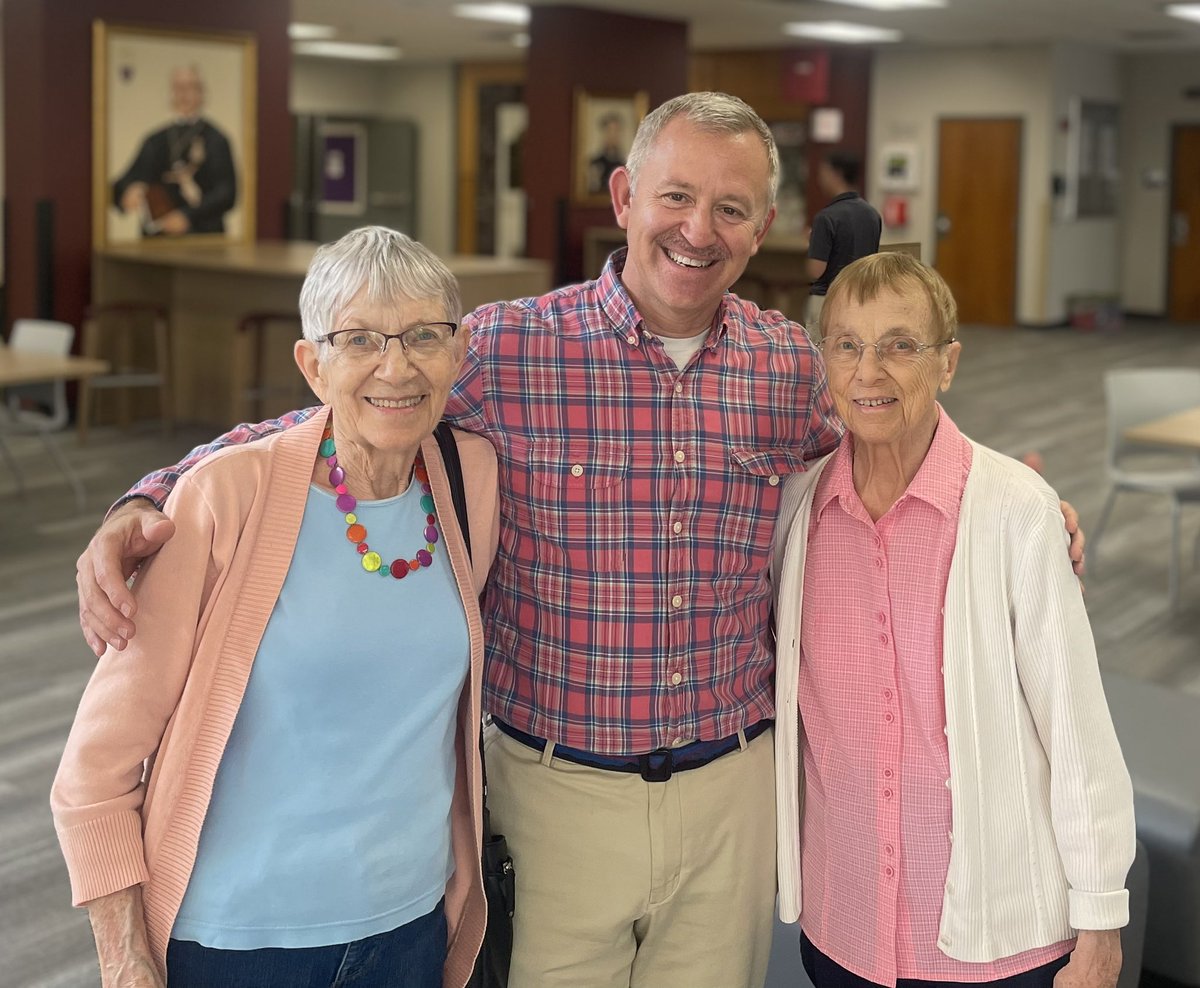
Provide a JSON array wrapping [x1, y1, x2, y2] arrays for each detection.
[[434, 423, 515, 988]]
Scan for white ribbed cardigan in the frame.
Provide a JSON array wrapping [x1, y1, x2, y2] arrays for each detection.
[[771, 440, 1136, 962]]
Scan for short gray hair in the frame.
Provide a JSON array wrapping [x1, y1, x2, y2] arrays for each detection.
[[298, 226, 462, 344], [624, 92, 780, 214]]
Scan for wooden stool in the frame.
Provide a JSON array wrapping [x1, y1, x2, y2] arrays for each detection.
[[77, 302, 171, 444], [237, 312, 315, 422]]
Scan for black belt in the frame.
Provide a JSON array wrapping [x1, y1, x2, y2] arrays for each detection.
[[493, 718, 772, 782]]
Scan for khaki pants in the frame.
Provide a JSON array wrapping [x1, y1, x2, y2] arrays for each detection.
[[484, 724, 778, 988], [805, 292, 826, 336]]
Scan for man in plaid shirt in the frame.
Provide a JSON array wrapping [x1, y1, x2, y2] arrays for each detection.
[[80, 91, 1063, 988]]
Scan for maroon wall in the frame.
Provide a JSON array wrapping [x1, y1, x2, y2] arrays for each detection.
[[3, 0, 292, 331], [523, 5, 688, 284]]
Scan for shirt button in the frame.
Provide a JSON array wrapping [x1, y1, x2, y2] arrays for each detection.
[[884, 866, 895, 878], [874, 558, 884, 569], [884, 844, 894, 856], [873, 536, 881, 547], [948, 831, 954, 843], [944, 777, 952, 789], [884, 712, 894, 724], [768, 474, 780, 486], [883, 768, 893, 779], [672, 521, 683, 534], [674, 382, 684, 394], [670, 672, 683, 686], [946, 882, 955, 895], [883, 689, 893, 700], [626, 334, 638, 345], [940, 665, 945, 675], [940, 935, 952, 948], [877, 612, 887, 625], [570, 463, 584, 478], [883, 788, 893, 799], [671, 594, 683, 608], [879, 633, 889, 645], [943, 724, 949, 736], [674, 450, 686, 463]]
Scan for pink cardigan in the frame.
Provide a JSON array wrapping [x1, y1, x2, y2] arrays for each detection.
[[51, 408, 500, 987]]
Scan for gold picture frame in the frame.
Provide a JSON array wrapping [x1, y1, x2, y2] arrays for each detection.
[[92, 21, 257, 248], [572, 88, 649, 206]]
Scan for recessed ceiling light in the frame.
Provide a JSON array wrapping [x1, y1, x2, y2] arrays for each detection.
[[818, 0, 944, 8], [292, 40, 403, 61], [288, 23, 337, 40], [784, 21, 903, 42], [454, 3, 530, 26], [1165, 3, 1200, 24]]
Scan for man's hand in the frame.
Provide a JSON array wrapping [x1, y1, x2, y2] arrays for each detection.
[[158, 210, 191, 235], [119, 183, 147, 214], [1020, 451, 1086, 577], [77, 501, 176, 656], [1055, 929, 1121, 988]]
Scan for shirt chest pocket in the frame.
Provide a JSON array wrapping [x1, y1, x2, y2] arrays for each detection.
[[727, 447, 809, 553], [527, 440, 631, 564]]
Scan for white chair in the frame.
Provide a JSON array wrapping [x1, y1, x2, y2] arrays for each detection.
[[1090, 368, 1200, 609], [0, 319, 86, 509]]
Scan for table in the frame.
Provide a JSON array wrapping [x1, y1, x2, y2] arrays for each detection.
[[0, 347, 109, 386], [1122, 407, 1200, 450]]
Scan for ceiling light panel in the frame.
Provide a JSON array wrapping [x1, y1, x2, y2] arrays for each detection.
[[1165, 3, 1200, 24], [784, 20, 904, 42], [454, 3, 530, 25], [819, 0, 945, 9], [288, 23, 338, 40], [292, 40, 403, 61]]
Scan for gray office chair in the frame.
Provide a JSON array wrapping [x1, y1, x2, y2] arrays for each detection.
[[1090, 368, 1200, 610], [0, 319, 86, 509]]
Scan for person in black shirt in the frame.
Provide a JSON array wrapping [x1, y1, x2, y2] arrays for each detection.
[[112, 65, 237, 237], [805, 153, 881, 332]]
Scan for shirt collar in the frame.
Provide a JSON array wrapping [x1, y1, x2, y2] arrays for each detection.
[[814, 403, 968, 521], [597, 247, 731, 349]]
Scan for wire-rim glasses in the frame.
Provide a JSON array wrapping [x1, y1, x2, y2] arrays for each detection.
[[318, 323, 459, 360], [822, 334, 957, 366]]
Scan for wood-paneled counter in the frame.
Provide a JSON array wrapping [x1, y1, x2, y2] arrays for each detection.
[[93, 242, 552, 428]]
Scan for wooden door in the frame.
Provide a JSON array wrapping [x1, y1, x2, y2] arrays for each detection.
[[1168, 125, 1200, 322], [935, 119, 1022, 325]]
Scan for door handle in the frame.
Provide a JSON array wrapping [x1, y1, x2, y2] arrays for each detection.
[[1171, 211, 1190, 247], [935, 214, 952, 237]]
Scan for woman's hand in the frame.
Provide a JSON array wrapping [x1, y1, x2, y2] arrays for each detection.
[[85, 886, 165, 988], [1054, 929, 1121, 988]]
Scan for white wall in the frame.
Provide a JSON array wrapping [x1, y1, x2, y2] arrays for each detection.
[[1119, 53, 1200, 314], [378, 63, 456, 258], [869, 47, 1053, 323], [1046, 44, 1122, 323], [290, 59, 456, 256]]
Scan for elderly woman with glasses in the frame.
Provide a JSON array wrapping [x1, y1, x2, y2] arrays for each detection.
[[771, 252, 1135, 988], [51, 227, 499, 988]]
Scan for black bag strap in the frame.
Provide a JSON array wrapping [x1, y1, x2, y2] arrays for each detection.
[[433, 420, 472, 562]]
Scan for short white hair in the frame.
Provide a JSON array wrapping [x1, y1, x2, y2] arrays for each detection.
[[298, 226, 462, 344]]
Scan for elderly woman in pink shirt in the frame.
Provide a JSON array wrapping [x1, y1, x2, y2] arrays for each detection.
[[771, 252, 1135, 988]]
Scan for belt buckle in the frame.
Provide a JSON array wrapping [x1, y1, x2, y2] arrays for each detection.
[[638, 748, 673, 782]]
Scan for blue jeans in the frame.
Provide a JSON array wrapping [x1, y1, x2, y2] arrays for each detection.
[[166, 898, 447, 987]]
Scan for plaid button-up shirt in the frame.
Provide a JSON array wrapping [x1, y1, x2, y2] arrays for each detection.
[[124, 249, 841, 754]]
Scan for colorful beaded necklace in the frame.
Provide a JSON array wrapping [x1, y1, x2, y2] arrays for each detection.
[[319, 420, 439, 580]]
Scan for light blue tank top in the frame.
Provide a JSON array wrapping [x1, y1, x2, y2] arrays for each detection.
[[172, 478, 470, 949]]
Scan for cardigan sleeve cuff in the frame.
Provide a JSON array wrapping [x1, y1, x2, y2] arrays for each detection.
[[56, 810, 149, 907], [1069, 887, 1129, 931]]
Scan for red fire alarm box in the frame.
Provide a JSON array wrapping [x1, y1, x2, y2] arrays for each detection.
[[882, 195, 908, 229]]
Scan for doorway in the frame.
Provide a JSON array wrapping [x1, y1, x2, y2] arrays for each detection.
[[935, 118, 1022, 325], [1168, 124, 1200, 323]]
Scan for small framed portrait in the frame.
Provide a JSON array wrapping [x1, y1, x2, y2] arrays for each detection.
[[92, 21, 257, 248], [317, 122, 368, 216], [878, 142, 920, 193], [572, 88, 649, 205]]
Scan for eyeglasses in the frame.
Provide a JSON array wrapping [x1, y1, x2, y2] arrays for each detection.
[[318, 323, 459, 360], [822, 334, 956, 366]]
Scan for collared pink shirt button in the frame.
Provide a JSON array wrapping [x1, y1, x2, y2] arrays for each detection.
[[874, 558, 884, 569], [879, 633, 889, 645], [873, 535, 881, 547], [877, 612, 887, 625], [883, 768, 893, 779], [883, 689, 893, 700], [884, 712, 894, 723], [884, 843, 894, 856], [885, 866, 895, 878], [883, 788, 893, 799]]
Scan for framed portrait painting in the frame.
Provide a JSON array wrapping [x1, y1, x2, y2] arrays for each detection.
[[92, 21, 257, 248], [573, 88, 649, 205]]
